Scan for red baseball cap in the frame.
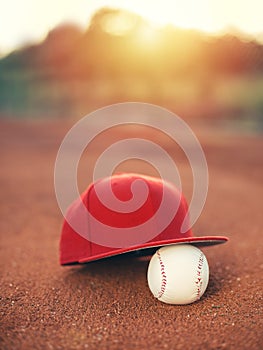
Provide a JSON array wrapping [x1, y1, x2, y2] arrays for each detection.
[[60, 173, 228, 265]]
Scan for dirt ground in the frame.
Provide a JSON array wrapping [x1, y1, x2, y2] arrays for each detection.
[[0, 118, 262, 350]]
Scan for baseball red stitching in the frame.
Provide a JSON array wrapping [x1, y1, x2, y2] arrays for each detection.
[[156, 250, 167, 298], [195, 252, 204, 299]]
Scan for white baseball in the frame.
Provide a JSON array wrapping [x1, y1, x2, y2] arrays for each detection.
[[147, 244, 209, 305]]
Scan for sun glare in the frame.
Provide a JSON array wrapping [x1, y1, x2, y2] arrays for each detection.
[[135, 24, 160, 44], [102, 11, 137, 36], [101, 10, 161, 46]]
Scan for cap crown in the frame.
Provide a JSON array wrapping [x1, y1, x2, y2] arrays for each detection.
[[60, 174, 192, 264], [60, 173, 192, 264]]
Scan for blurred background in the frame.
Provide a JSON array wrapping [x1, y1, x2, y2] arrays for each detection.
[[0, 0, 262, 133]]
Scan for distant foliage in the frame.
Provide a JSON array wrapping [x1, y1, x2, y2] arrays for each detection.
[[0, 8, 262, 122], [0, 8, 262, 79]]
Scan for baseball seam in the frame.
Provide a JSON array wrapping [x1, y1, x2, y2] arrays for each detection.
[[156, 250, 167, 299], [195, 252, 204, 300]]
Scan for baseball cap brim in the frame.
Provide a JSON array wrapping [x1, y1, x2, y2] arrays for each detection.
[[69, 235, 228, 264]]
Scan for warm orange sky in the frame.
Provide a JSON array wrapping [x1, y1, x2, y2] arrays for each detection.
[[0, 0, 262, 56]]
